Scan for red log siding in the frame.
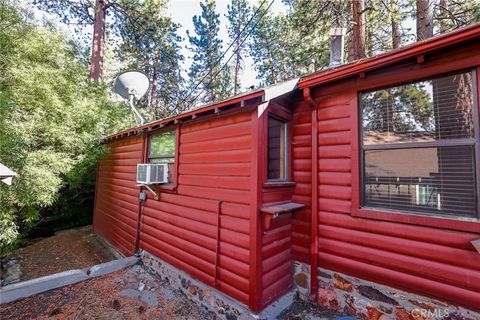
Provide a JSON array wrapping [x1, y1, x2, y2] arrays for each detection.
[[291, 100, 312, 261], [291, 42, 480, 310], [139, 111, 254, 306], [93, 136, 143, 256], [257, 100, 296, 307], [260, 214, 292, 307]]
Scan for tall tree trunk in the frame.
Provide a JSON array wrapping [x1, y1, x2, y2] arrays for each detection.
[[439, 0, 450, 33], [233, 8, 241, 95], [149, 52, 160, 121], [350, 0, 366, 61], [391, 0, 401, 49], [416, 0, 434, 41], [209, 65, 216, 102], [89, 0, 107, 81], [234, 42, 241, 95]]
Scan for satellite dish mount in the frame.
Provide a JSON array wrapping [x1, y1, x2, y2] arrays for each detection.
[[113, 71, 150, 125]]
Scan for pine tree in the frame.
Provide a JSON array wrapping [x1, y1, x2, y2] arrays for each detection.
[[33, 0, 171, 81], [34, 0, 114, 81], [248, 5, 290, 86], [434, 0, 480, 33], [417, 0, 434, 40], [350, 0, 366, 60], [226, 0, 251, 95], [116, 0, 186, 120], [187, 0, 230, 105], [284, 0, 348, 71]]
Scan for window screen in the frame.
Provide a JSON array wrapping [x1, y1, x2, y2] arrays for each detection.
[[361, 71, 478, 218], [268, 116, 287, 180], [148, 130, 176, 183]]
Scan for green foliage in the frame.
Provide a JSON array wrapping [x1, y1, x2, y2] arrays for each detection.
[[249, 0, 348, 85], [434, 0, 480, 33], [149, 131, 176, 157], [116, 0, 187, 120], [362, 82, 434, 133], [248, 5, 290, 86], [0, 1, 130, 251], [226, 0, 251, 94], [187, 0, 232, 105]]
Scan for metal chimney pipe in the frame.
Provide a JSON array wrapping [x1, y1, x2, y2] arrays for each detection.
[[329, 28, 346, 67]]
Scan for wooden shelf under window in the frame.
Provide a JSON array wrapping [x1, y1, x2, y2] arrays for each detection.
[[261, 202, 305, 230]]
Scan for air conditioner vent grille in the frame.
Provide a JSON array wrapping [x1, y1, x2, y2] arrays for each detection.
[[136, 163, 168, 184]]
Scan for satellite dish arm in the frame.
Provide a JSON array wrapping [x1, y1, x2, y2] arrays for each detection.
[[128, 95, 147, 125]]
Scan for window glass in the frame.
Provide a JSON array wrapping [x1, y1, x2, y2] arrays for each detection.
[[148, 130, 176, 183], [268, 116, 287, 180], [362, 72, 474, 145], [361, 71, 478, 218], [149, 130, 176, 159], [364, 146, 476, 217]]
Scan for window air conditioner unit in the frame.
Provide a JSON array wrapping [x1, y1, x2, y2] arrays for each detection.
[[136, 163, 168, 184]]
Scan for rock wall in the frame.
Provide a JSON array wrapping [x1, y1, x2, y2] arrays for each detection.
[[141, 250, 294, 320], [293, 262, 480, 320]]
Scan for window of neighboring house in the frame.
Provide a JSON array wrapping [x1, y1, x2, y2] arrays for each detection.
[[360, 70, 479, 219], [148, 130, 176, 184], [268, 115, 288, 181]]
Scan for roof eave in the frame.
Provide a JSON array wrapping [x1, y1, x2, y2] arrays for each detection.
[[104, 89, 265, 142], [298, 23, 480, 89]]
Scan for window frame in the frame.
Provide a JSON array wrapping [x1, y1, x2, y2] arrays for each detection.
[[261, 107, 294, 188], [146, 126, 180, 190], [148, 130, 176, 163], [267, 114, 289, 182], [351, 68, 480, 233]]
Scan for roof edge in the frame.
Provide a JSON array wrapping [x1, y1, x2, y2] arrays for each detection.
[[104, 89, 264, 142], [298, 23, 480, 89]]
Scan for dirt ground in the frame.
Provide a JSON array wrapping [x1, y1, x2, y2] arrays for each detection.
[[278, 300, 354, 320], [0, 265, 215, 320], [0, 225, 353, 320], [1, 226, 115, 285]]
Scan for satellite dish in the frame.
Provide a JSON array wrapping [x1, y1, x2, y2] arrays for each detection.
[[113, 71, 150, 125]]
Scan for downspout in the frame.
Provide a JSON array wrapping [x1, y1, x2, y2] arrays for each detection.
[[135, 131, 148, 255], [214, 201, 223, 288], [303, 87, 319, 302]]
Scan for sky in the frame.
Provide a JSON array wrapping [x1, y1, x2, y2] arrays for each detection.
[[25, 0, 287, 88], [167, 0, 288, 89]]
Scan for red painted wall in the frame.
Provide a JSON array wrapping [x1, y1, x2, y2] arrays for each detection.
[[94, 110, 258, 308], [291, 42, 480, 310], [93, 136, 142, 256], [139, 111, 254, 305]]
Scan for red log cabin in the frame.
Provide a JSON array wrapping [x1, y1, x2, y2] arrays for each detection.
[[93, 24, 480, 319]]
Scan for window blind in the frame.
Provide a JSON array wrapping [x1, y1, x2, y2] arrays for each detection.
[[361, 71, 478, 218]]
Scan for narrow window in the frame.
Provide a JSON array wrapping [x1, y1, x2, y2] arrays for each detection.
[[148, 130, 176, 183], [360, 70, 478, 218], [268, 115, 288, 181]]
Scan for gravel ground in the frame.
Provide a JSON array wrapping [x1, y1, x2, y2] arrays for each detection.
[[0, 225, 355, 320], [0, 265, 215, 320], [278, 300, 355, 320], [1, 226, 114, 286]]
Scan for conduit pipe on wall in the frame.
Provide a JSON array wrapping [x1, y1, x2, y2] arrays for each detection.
[[214, 201, 223, 288], [135, 132, 148, 254], [303, 87, 319, 302]]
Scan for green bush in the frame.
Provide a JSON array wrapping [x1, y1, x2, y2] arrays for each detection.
[[0, 2, 131, 253]]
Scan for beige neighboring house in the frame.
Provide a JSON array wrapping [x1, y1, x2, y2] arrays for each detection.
[[0, 163, 17, 185]]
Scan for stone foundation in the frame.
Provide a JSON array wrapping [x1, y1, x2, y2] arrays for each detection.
[[140, 250, 295, 320], [293, 262, 480, 320]]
